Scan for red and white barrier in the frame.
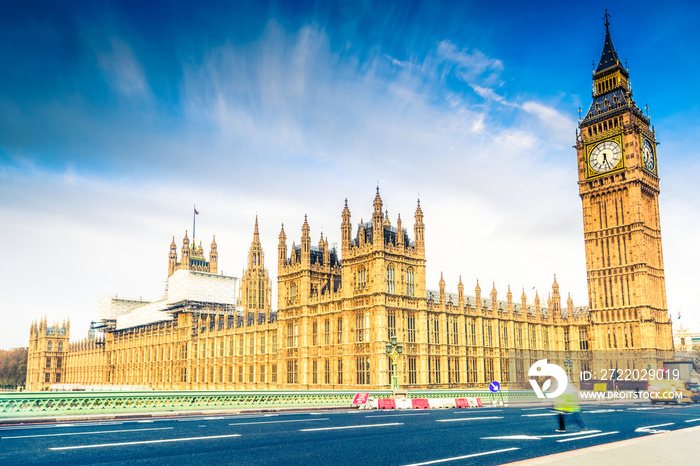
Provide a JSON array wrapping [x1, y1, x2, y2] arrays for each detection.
[[364, 396, 483, 410]]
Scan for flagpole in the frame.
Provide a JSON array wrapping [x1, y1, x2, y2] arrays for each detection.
[[193, 205, 196, 246]]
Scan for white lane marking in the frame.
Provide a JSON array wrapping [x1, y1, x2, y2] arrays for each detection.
[[583, 409, 621, 414], [3, 427, 173, 440], [0, 421, 125, 431], [436, 417, 503, 422], [557, 431, 619, 442], [136, 420, 154, 423], [203, 417, 223, 420], [521, 407, 547, 411], [522, 413, 559, 417], [49, 434, 242, 450], [455, 409, 503, 413], [229, 418, 329, 426], [366, 413, 431, 417], [635, 422, 674, 434], [538, 430, 602, 438], [685, 418, 700, 423], [628, 407, 664, 410], [300, 422, 402, 432], [481, 430, 602, 440], [401, 447, 520, 466]]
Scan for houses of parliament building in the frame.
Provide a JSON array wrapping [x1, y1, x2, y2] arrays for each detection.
[[26, 17, 674, 391]]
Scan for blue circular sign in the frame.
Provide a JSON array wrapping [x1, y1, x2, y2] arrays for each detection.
[[489, 381, 501, 393]]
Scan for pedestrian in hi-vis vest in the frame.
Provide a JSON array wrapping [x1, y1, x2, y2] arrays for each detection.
[[553, 383, 587, 432]]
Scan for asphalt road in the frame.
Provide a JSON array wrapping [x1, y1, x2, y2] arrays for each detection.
[[2, 402, 699, 465]]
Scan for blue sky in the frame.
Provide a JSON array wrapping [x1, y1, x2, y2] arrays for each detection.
[[1, 0, 699, 349]]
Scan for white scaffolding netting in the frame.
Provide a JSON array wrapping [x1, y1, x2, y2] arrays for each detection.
[[98, 297, 150, 321], [166, 269, 238, 305], [112, 270, 238, 330]]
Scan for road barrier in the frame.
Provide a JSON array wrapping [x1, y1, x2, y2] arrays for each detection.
[[0, 389, 536, 418]]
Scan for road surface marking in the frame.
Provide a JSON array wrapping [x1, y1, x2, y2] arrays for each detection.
[[538, 430, 601, 438], [685, 418, 700, 423], [49, 433, 242, 450], [455, 409, 502, 413], [635, 422, 674, 434], [628, 407, 663, 411], [557, 431, 619, 442], [366, 413, 431, 417], [401, 447, 520, 466], [300, 423, 403, 431], [2, 427, 173, 440], [229, 418, 329, 426], [436, 417, 503, 422], [522, 413, 559, 417], [521, 407, 547, 411], [583, 409, 621, 414], [481, 430, 602, 440]]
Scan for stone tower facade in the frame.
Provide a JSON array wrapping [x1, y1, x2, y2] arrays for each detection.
[[575, 14, 673, 358], [241, 216, 273, 324], [168, 231, 218, 278], [26, 319, 70, 391], [276, 188, 427, 387]]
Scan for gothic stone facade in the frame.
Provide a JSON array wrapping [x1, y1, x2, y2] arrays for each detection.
[[26, 18, 673, 391]]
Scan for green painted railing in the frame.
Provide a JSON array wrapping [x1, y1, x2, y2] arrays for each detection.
[[0, 389, 538, 418]]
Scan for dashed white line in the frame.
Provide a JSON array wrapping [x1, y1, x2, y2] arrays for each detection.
[[556, 431, 619, 442], [521, 407, 547, 411], [2, 427, 173, 440], [300, 423, 403, 431], [685, 418, 700, 423], [49, 433, 242, 450], [436, 417, 503, 422], [401, 447, 520, 465], [366, 413, 431, 417], [229, 418, 329, 426], [522, 413, 559, 417]]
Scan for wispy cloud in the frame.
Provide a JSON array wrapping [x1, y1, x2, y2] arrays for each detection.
[[98, 37, 151, 99]]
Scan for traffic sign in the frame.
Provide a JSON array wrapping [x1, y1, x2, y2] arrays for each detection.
[[489, 381, 501, 393]]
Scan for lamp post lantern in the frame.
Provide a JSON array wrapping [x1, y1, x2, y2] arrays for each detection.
[[386, 335, 403, 391]]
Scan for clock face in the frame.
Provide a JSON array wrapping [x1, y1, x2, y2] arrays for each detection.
[[589, 140, 622, 173], [642, 139, 655, 171]]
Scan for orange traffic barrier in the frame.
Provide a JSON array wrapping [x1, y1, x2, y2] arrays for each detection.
[[455, 398, 469, 408], [411, 398, 430, 409], [378, 399, 396, 409], [476, 397, 483, 407]]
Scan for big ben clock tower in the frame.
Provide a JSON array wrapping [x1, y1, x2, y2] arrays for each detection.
[[576, 12, 673, 360]]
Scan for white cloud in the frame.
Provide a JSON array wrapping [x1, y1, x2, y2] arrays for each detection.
[[98, 37, 151, 98]]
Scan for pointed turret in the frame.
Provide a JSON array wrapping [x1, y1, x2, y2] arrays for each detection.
[[341, 199, 352, 251], [396, 213, 404, 248], [278, 223, 287, 269], [439, 272, 446, 304], [372, 187, 384, 245], [414, 198, 424, 254], [248, 217, 264, 269], [168, 236, 178, 277], [506, 285, 513, 314], [209, 235, 218, 273], [301, 214, 311, 264], [458, 276, 464, 309]]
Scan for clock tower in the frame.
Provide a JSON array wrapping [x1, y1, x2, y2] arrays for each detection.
[[575, 12, 673, 359]]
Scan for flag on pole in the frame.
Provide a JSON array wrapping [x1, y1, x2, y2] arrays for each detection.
[[678, 311, 681, 320], [194, 206, 199, 215]]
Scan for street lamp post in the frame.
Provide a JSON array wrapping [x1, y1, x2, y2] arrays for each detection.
[[385, 335, 403, 391], [564, 353, 573, 378]]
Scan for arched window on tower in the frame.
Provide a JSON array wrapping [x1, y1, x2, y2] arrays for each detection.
[[387, 266, 395, 293], [406, 268, 415, 297]]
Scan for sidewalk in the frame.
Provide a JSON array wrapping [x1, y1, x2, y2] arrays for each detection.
[[503, 425, 700, 465]]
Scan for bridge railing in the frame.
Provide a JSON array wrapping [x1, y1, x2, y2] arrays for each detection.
[[0, 389, 538, 418]]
